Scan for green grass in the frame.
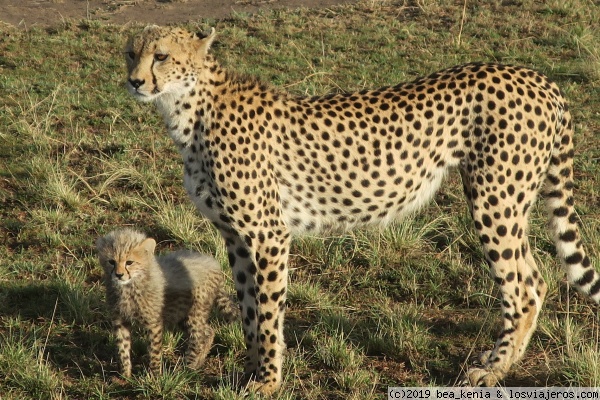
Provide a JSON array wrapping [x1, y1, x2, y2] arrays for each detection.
[[1, 0, 600, 397]]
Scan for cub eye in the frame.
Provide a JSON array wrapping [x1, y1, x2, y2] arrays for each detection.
[[125, 51, 135, 60], [154, 53, 168, 62], [108, 259, 116, 266], [125, 260, 134, 266]]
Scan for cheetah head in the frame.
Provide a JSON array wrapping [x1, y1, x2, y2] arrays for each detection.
[[96, 230, 157, 285], [124, 25, 216, 103]]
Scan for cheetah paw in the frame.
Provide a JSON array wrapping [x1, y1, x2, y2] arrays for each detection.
[[110, 376, 128, 386], [460, 367, 502, 387], [243, 379, 280, 396]]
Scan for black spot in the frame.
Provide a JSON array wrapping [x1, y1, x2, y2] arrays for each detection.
[[258, 257, 269, 269], [589, 279, 600, 296], [237, 247, 250, 258], [501, 248, 513, 260], [236, 271, 247, 284], [576, 269, 595, 286], [559, 230, 577, 242], [565, 252, 583, 264], [496, 225, 507, 237], [488, 249, 500, 262], [553, 207, 569, 217], [481, 214, 493, 228]]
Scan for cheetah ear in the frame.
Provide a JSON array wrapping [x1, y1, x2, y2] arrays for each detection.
[[194, 27, 216, 53], [140, 238, 156, 255]]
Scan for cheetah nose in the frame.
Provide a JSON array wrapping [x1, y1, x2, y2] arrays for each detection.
[[114, 272, 124, 280], [129, 78, 145, 89]]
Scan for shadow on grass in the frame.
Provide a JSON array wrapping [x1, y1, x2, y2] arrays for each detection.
[[0, 279, 240, 392], [0, 280, 115, 378], [285, 303, 561, 387]]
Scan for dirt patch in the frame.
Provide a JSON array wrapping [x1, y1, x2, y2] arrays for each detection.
[[0, 0, 354, 28]]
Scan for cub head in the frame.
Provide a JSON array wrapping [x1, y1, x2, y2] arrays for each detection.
[[124, 25, 216, 102], [96, 228, 157, 285]]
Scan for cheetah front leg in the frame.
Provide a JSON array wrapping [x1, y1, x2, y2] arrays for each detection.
[[222, 226, 290, 396], [222, 233, 260, 378], [114, 316, 133, 378], [146, 318, 163, 374]]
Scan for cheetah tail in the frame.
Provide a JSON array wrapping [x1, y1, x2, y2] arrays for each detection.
[[544, 108, 600, 303], [215, 288, 240, 322]]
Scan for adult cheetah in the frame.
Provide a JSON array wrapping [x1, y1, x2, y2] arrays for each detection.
[[124, 25, 599, 393]]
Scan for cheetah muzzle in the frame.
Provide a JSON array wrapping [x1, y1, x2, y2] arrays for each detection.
[[124, 25, 600, 394]]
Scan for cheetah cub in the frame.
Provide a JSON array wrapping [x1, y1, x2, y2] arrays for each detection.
[[96, 228, 238, 377]]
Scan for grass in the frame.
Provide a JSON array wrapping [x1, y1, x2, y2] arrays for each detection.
[[1, 0, 600, 397]]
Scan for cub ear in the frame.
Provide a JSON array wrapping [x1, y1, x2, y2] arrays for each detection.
[[194, 27, 216, 52], [140, 238, 156, 255]]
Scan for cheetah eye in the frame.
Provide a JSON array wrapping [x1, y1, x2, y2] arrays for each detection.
[[154, 53, 168, 62], [125, 51, 135, 60], [108, 259, 116, 266], [125, 260, 134, 266]]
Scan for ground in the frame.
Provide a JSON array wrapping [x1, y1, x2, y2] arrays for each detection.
[[0, 0, 352, 28]]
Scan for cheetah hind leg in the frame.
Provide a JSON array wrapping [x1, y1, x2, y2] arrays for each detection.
[[460, 237, 547, 387], [185, 321, 215, 369]]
